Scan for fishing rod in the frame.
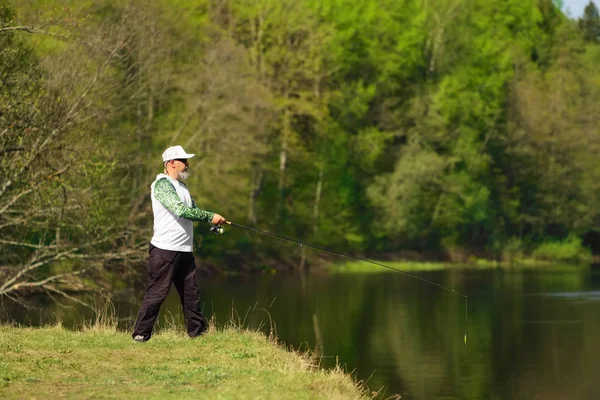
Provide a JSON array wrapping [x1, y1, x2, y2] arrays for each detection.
[[211, 221, 468, 345]]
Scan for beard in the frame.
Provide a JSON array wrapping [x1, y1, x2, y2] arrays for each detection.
[[178, 170, 189, 180]]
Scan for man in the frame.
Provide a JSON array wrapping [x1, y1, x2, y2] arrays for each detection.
[[132, 145, 226, 342]]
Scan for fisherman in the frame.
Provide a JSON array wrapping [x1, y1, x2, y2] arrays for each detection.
[[132, 145, 226, 342]]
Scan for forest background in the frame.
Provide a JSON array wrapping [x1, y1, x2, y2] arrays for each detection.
[[1, 0, 600, 298]]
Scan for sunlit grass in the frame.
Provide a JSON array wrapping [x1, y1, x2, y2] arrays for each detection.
[[331, 258, 591, 274], [329, 260, 450, 273], [0, 322, 368, 399]]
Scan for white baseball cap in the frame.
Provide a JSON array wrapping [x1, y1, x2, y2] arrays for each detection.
[[162, 145, 195, 162]]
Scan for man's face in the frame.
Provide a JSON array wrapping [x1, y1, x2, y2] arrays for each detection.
[[171, 158, 189, 180]]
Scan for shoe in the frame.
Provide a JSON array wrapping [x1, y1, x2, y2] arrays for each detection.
[[133, 335, 147, 343]]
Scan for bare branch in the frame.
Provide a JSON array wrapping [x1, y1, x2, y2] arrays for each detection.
[[63, 40, 122, 120], [0, 147, 25, 156], [0, 239, 56, 249], [0, 26, 63, 36], [0, 267, 88, 296], [0, 26, 120, 57], [44, 285, 93, 308], [46, 165, 69, 180], [0, 247, 79, 294], [0, 219, 27, 231], [0, 164, 70, 216], [0, 42, 120, 201], [2, 291, 19, 304], [0, 187, 33, 215]]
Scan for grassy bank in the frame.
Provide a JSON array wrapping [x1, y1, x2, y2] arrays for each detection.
[[325, 235, 593, 273], [330, 258, 592, 273], [0, 325, 366, 399], [329, 261, 449, 273]]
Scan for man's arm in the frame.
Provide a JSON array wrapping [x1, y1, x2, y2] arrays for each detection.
[[153, 178, 214, 222]]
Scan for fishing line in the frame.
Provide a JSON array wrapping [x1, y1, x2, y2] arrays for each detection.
[[220, 221, 469, 345]]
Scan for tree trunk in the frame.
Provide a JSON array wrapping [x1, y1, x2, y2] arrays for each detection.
[[147, 94, 154, 130], [277, 108, 290, 218], [248, 168, 263, 224], [299, 245, 306, 272], [313, 167, 323, 235], [312, 313, 324, 354]]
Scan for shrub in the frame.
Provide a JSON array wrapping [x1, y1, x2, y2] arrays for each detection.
[[532, 234, 592, 263], [502, 237, 525, 264]]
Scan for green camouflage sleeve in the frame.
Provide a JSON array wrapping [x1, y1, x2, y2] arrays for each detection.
[[153, 178, 214, 222]]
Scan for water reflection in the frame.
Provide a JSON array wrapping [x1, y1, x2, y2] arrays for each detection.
[[2, 267, 600, 399]]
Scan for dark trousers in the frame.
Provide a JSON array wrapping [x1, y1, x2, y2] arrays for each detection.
[[132, 243, 208, 340]]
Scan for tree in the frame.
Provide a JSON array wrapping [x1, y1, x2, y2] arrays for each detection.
[[0, 3, 145, 301], [507, 21, 600, 238], [579, 1, 600, 42]]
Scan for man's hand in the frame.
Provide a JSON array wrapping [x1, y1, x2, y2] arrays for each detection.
[[211, 213, 227, 225]]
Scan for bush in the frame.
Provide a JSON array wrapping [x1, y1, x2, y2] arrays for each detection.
[[531, 234, 592, 263], [502, 237, 525, 264]]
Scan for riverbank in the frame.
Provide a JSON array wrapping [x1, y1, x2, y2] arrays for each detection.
[[329, 259, 593, 273], [0, 324, 367, 399], [203, 234, 594, 275]]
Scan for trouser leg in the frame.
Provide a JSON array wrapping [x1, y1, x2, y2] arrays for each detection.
[[173, 252, 208, 337], [132, 246, 175, 340]]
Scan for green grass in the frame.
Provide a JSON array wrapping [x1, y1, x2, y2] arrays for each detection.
[[472, 258, 589, 270], [531, 234, 593, 263], [329, 261, 450, 273], [330, 256, 591, 274], [0, 324, 367, 399]]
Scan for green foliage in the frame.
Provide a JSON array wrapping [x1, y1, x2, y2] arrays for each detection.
[[0, 2, 14, 24], [532, 234, 593, 263], [579, 1, 600, 42], [501, 237, 525, 264], [367, 140, 446, 245], [2, 0, 600, 285]]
